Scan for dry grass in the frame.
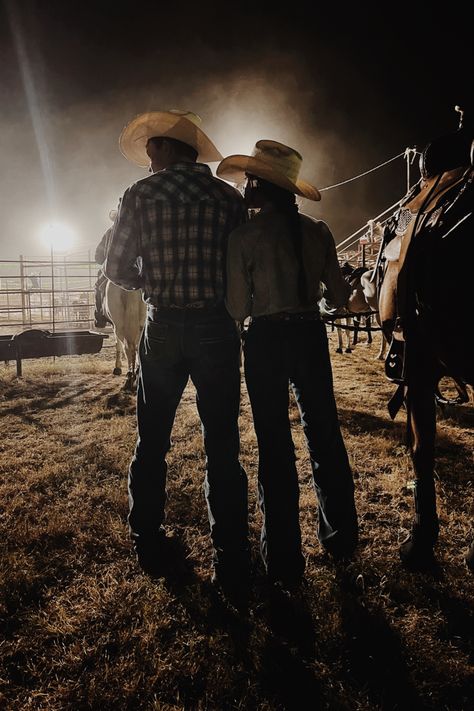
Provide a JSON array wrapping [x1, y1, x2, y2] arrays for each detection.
[[0, 333, 473, 710]]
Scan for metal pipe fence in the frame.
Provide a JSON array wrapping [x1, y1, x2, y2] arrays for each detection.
[[0, 252, 102, 336], [0, 233, 384, 339]]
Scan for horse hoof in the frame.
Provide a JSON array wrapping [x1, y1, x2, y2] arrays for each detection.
[[113, 367, 122, 376], [122, 373, 136, 392], [345, 348, 352, 354], [336, 348, 343, 354], [399, 535, 437, 570], [465, 542, 474, 572]]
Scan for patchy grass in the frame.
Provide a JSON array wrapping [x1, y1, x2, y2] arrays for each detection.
[[0, 333, 472, 710]]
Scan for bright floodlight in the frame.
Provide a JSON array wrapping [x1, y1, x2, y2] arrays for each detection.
[[39, 221, 75, 252]]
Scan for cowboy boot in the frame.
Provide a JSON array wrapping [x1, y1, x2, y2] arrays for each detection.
[[400, 478, 439, 568]]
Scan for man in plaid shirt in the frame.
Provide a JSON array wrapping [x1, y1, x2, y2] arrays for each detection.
[[104, 111, 249, 597]]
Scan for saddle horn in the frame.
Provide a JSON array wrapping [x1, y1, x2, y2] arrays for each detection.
[[455, 105, 464, 130]]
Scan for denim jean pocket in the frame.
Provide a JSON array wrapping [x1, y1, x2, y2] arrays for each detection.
[[143, 322, 170, 360], [195, 321, 239, 345], [197, 331, 240, 368]]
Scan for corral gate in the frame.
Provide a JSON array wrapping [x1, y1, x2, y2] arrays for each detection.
[[0, 251, 99, 336]]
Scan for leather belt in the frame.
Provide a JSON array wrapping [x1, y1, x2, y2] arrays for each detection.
[[253, 311, 320, 322], [166, 301, 209, 309]]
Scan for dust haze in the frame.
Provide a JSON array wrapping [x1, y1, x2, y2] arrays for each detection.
[[0, 62, 413, 260], [3, 1, 466, 260]]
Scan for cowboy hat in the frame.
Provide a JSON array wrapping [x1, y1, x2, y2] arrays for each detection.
[[119, 109, 223, 167], [216, 139, 321, 201]]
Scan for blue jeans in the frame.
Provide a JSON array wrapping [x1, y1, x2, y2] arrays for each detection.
[[244, 318, 358, 582], [128, 304, 248, 575]]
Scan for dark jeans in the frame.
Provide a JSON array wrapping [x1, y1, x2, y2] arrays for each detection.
[[244, 318, 358, 582], [128, 303, 248, 576]]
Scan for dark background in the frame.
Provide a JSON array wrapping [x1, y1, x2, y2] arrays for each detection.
[[1, 0, 472, 258]]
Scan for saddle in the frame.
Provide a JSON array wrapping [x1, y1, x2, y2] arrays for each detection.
[[396, 168, 468, 318], [381, 167, 471, 393]]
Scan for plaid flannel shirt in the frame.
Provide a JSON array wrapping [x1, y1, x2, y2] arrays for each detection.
[[104, 163, 246, 307]]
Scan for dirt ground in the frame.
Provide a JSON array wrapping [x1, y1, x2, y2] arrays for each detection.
[[0, 331, 473, 710]]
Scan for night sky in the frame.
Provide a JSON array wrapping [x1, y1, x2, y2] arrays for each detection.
[[0, 0, 472, 259]]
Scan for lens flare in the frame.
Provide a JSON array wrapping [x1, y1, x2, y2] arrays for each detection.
[[39, 222, 75, 252]]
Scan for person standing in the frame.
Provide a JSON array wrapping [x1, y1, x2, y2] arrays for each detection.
[[218, 140, 358, 591], [93, 208, 117, 328], [104, 110, 249, 594]]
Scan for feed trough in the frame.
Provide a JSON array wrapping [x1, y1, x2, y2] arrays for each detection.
[[0, 329, 108, 376]]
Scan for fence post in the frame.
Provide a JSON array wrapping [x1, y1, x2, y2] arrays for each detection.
[[19, 255, 27, 327], [51, 247, 55, 333], [88, 249, 94, 327], [63, 255, 71, 328]]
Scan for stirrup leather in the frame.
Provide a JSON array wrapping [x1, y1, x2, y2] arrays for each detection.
[[385, 336, 406, 384]]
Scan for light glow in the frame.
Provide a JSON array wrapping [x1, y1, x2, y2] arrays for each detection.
[[39, 222, 76, 252]]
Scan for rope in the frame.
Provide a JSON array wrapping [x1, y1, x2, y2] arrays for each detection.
[[336, 199, 401, 252], [320, 152, 406, 192]]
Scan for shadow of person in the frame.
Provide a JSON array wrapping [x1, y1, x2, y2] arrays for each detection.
[[257, 582, 317, 660], [137, 532, 197, 597], [334, 564, 425, 710], [257, 635, 325, 711]]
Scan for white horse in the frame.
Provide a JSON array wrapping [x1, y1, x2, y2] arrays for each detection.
[[350, 268, 387, 360], [322, 266, 386, 359], [327, 222, 387, 357], [104, 281, 146, 390]]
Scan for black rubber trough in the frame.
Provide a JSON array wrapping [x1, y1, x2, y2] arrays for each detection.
[[0, 329, 108, 376]]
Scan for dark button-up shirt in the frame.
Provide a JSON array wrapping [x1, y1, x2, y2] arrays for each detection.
[[104, 162, 246, 307], [225, 207, 350, 321]]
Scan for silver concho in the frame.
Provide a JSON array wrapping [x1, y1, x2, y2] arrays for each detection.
[[395, 208, 415, 236]]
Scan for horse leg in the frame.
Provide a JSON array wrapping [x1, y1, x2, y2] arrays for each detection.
[[336, 321, 343, 353], [366, 316, 373, 345], [400, 360, 439, 568], [373, 312, 387, 360], [376, 333, 387, 360], [352, 316, 359, 347], [345, 318, 352, 353], [113, 335, 123, 376], [122, 339, 138, 391]]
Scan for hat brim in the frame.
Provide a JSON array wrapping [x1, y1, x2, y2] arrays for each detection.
[[119, 112, 223, 167], [216, 155, 321, 201]]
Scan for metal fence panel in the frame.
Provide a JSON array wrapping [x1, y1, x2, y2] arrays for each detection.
[[0, 252, 100, 336]]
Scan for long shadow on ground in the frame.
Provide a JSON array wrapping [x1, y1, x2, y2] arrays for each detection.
[[334, 566, 426, 710]]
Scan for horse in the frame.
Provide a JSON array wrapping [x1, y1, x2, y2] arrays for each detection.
[[322, 263, 386, 358], [104, 281, 146, 391], [376, 128, 474, 570]]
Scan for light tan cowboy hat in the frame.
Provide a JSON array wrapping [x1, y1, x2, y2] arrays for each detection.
[[216, 139, 321, 201], [119, 109, 223, 167]]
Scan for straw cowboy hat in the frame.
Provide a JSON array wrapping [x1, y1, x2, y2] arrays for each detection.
[[119, 109, 223, 167], [216, 140, 321, 201]]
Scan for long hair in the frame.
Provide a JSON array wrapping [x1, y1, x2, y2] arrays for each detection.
[[255, 178, 308, 306]]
